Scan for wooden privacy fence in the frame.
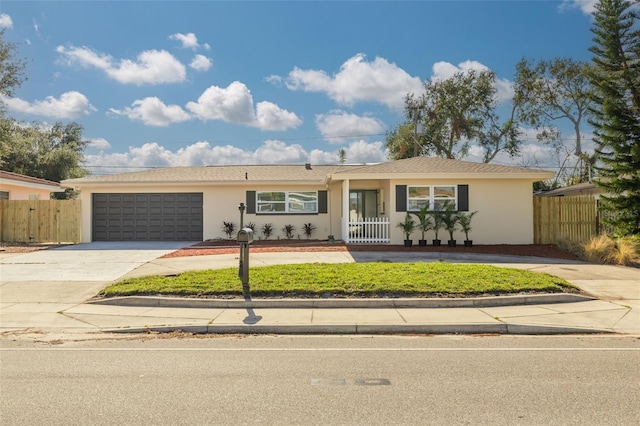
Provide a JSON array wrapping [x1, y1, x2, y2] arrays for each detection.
[[533, 196, 597, 244], [0, 200, 81, 243]]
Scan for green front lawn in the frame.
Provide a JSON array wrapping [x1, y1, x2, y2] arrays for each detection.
[[100, 262, 575, 298]]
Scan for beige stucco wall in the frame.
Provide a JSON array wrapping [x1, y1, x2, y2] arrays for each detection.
[[77, 183, 338, 243], [388, 179, 535, 245], [75, 177, 537, 244], [0, 183, 56, 200]]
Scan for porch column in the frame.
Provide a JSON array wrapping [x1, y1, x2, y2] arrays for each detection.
[[341, 179, 350, 243]]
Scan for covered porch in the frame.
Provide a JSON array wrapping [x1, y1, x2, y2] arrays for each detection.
[[339, 179, 391, 244]]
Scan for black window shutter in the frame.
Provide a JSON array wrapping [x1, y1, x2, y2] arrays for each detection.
[[457, 185, 469, 212], [396, 185, 407, 212], [318, 190, 328, 214], [246, 191, 256, 214]]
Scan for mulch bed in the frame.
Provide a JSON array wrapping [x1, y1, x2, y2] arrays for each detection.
[[161, 239, 581, 261]]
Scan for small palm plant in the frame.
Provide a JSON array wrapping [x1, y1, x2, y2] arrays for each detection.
[[221, 221, 236, 240], [302, 223, 316, 239], [261, 223, 274, 240], [396, 213, 416, 247], [429, 210, 445, 246], [413, 205, 433, 246], [282, 224, 296, 239], [457, 211, 478, 247], [440, 203, 459, 247]]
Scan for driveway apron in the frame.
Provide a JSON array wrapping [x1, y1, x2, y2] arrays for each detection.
[[0, 242, 189, 330]]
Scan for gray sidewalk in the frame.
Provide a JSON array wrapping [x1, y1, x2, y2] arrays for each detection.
[[1, 244, 639, 336]]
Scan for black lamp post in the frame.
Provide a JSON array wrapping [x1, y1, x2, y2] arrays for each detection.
[[238, 202, 245, 229]]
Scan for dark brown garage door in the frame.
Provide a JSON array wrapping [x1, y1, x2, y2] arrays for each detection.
[[92, 193, 203, 241]]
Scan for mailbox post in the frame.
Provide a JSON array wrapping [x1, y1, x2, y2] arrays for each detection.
[[237, 227, 253, 298]]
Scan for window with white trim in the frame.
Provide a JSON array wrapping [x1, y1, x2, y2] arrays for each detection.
[[407, 185, 456, 211], [256, 191, 318, 214]]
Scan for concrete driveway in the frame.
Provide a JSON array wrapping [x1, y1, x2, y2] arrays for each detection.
[[0, 242, 191, 304]]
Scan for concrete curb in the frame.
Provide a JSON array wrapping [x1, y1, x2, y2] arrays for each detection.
[[105, 323, 613, 335], [90, 293, 594, 309]]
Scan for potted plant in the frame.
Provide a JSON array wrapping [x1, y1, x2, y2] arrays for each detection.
[[261, 223, 274, 240], [412, 205, 433, 247], [440, 204, 459, 247], [302, 223, 316, 239], [457, 211, 478, 247], [429, 210, 444, 246], [282, 224, 296, 239], [221, 221, 236, 240], [396, 213, 416, 247]]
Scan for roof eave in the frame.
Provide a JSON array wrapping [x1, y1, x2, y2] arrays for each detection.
[[329, 172, 556, 181]]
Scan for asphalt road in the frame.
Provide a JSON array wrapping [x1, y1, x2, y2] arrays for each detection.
[[1, 335, 639, 425]]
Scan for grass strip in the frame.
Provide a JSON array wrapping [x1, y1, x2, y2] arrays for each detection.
[[100, 262, 575, 298]]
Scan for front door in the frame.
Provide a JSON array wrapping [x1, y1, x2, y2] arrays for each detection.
[[349, 190, 378, 219]]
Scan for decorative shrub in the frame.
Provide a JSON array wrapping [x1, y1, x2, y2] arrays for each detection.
[[302, 223, 316, 239], [261, 223, 274, 240], [221, 221, 236, 239], [282, 224, 296, 239]]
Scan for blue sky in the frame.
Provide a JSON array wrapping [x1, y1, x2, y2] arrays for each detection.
[[1, 0, 600, 175]]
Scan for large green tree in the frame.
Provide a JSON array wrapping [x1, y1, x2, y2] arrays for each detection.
[[387, 69, 523, 163], [0, 120, 90, 182], [1, 28, 89, 189], [0, 29, 26, 101], [515, 57, 595, 184], [589, 0, 640, 236]]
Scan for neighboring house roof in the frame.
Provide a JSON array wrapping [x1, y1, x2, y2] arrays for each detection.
[[330, 157, 554, 180], [62, 158, 554, 187], [536, 182, 600, 197], [0, 170, 63, 191]]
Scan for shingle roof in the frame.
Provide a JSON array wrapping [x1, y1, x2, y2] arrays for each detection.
[[0, 170, 62, 188], [332, 156, 552, 176], [62, 164, 362, 186], [62, 158, 554, 187]]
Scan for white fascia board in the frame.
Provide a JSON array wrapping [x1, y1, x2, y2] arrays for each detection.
[[0, 177, 63, 192]]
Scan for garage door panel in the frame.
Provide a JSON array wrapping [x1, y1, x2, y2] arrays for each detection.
[[93, 192, 203, 241]]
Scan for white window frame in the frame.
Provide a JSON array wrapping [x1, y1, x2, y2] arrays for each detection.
[[407, 185, 457, 211], [256, 191, 318, 214]]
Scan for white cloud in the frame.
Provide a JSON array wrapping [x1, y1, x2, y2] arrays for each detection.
[[285, 53, 423, 109], [560, 0, 598, 14], [57, 45, 186, 85], [87, 137, 111, 150], [190, 54, 213, 71], [169, 32, 201, 50], [254, 140, 309, 163], [2, 91, 95, 119], [255, 101, 302, 131], [431, 60, 514, 103], [0, 13, 13, 28], [315, 110, 385, 144], [109, 97, 191, 127], [186, 81, 302, 130], [265, 75, 283, 86], [83, 139, 389, 174]]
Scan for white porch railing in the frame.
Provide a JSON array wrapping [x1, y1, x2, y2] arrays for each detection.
[[347, 217, 390, 243]]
